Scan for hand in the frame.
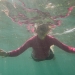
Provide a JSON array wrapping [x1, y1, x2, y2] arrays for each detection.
[[0, 49, 7, 57]]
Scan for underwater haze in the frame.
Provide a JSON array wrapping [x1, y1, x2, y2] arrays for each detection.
[[0, 0, 75, 75]]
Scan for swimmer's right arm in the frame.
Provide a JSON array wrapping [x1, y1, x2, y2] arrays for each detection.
[[0, 38, 32, 57], [0, 49, 9, 57]]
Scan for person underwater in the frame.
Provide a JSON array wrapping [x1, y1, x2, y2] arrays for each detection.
[[0, 24, 75, 61]]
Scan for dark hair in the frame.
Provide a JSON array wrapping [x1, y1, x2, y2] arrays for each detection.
[[34, 23, 51, 32]]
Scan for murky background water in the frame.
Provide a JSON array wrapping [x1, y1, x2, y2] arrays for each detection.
[[0, 0, 75, 75]]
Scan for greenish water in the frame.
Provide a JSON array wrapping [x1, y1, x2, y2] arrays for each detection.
[[0, 5, 75, 75]]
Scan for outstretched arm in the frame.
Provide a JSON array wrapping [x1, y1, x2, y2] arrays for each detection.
[[52, 37, 75, 53], [0, 49, 8, 57], [0, 39, 32, 57]]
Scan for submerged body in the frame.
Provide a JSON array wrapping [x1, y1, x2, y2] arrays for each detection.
[[0, 1, 75, 61], [0, 24, 75, 61], [8, 35, 75, 60]]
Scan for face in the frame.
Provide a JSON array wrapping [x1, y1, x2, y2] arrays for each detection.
[[35, 25, 50, 39]]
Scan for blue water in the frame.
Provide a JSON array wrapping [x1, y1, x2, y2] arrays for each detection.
[[0, 2, 75, 75]]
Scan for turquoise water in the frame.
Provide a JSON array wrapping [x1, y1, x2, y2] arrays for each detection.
[[0, 3, 75, 75]]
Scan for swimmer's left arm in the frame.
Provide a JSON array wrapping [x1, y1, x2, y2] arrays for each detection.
[[53, 38, 75, 53]]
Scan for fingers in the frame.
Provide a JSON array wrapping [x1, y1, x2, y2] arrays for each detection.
[[0, 49, 4, 52], [0, 50, 6, 56], [0, 49, 4, 51]]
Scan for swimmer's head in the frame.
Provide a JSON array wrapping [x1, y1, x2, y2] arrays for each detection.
[[34, 23, 52, 39]]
